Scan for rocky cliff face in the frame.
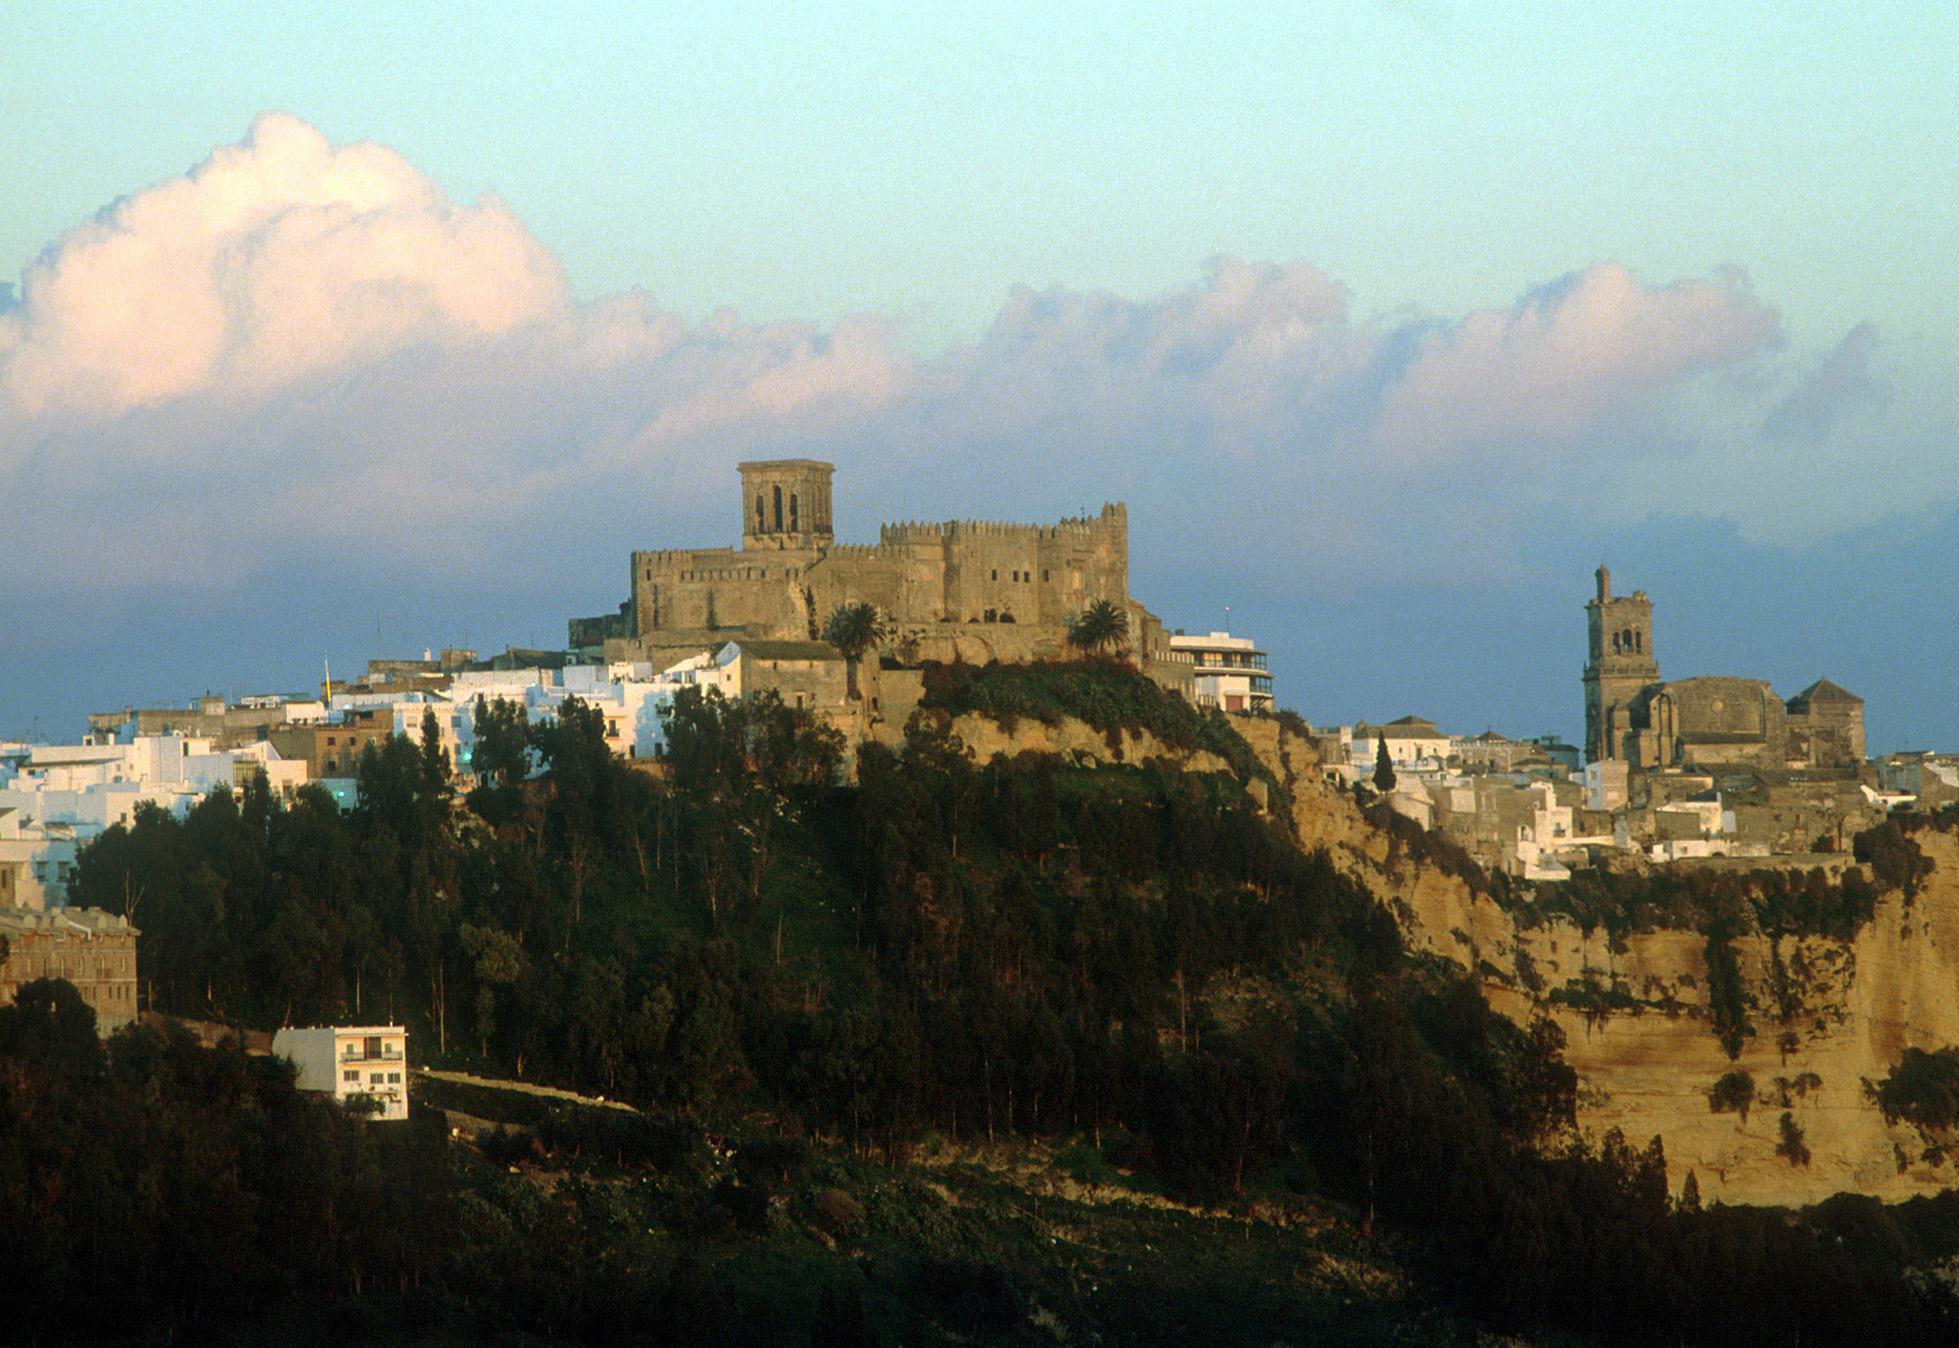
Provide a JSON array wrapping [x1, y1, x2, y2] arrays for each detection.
[[1269, 742, 1959, 1207]]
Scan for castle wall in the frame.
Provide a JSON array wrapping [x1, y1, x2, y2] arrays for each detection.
[[623, 496, 1132, 649], [631, 546, 817, 638]]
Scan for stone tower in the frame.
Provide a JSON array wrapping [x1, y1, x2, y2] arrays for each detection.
[[740, 459, 835, 550], [1583, 566, 1658, 763]]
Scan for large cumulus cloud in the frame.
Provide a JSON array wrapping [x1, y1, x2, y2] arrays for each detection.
[[0, 113, 567, 420], [0, 115, 1889, 614]]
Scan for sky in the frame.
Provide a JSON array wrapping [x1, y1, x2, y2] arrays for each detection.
[[2, 3, 1955, 751]]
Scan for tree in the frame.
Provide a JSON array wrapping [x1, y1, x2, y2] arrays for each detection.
[[1066, 599, 1128, 658], [471, 696, 532, 789], [823, 601, 888, 700], [0, 978, 103, 1077], [1372, 738, 1397, 792]]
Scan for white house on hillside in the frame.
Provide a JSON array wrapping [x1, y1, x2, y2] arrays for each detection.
[[273, 1024, 409, 1121]]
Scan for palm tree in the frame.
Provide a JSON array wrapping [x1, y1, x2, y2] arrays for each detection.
[[1066, 599, 1129, 658], [823, 601, 888, 699]]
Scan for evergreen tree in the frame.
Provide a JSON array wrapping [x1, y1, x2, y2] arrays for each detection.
[[1372, 738, 1397, 792]]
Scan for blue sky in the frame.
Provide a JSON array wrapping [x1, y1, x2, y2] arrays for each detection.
[[3, 3, 1955, 749]]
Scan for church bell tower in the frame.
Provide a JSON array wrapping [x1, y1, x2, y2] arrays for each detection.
[[1583, 566, 1658, 763]]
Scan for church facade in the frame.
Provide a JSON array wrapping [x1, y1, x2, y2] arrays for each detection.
[[1582, 567, 1864, 774]]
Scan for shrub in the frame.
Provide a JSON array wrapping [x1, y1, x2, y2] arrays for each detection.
[[1777, 1111, 1812, 1167], [1709, 1069, 1756, 1121], [1872, 1047, 1959, 1131]]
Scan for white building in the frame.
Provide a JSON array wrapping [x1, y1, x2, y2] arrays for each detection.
[[1511, 781, 1617, 880], [1166, 631, 1274, 712], [272, 1024, 409, 1121], [0, 734, 305, 905], [1345, 716, 1453, 779]]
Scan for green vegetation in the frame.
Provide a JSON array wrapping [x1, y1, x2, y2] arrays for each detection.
[[823, 601, 888, 700], [1778, 1112, 1812, 1167], [1708, 1069, 1757, 1121], [1364, 799, 1499, 895], [1872, 1047, 1959, 1132], [1855, 818, 1935, 898], [915, 657, 1282, 802], [1064, 598, 1128, 657], [1704, 921, 1754, 1060], [32, 681, 1959, 1344], [1372, 738, 1397, 792], [1519, 861, 1886, 945]]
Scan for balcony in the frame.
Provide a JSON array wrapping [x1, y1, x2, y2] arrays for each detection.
[[339, 1047, 406, 1064]]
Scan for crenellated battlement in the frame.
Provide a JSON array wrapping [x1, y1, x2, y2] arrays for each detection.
[[593, 464, 1135, 651], [876, 505, 1123, 546]]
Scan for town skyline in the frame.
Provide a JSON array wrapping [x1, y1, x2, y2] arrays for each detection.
[[4, 6, 1955, 750]]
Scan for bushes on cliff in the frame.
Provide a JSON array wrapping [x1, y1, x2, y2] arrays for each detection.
[[1854, 819, 1934, 897], [1872, 1047, 1959, 1132], [1525, 862, 1881, 944], [916, 659, 1280, 801], [1709, 1069, 1756, 1120], [1703, 922, 1754, 1060], [1364, 799, 1495, 894]]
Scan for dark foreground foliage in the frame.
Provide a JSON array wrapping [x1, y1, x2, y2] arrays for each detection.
[[33, 674, 1959, 1343]]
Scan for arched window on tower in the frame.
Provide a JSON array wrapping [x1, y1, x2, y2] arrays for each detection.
[[790, 493, 799, 533], [755, 494, 765, 533], [1611, 631, 1622, 654], [1634, 630, 1643, 653], [773, 485, 783, 533]]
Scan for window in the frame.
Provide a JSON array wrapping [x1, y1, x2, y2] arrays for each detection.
[[389, 1072, 401, 1084], [790, 493, 799, 532], [773, 485, 783, 532], [343, 1069, 359, 1083]]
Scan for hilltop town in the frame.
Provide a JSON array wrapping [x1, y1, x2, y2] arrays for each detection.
[[11, 458, 1959, 1343], [2, 459, 1942, 1035]]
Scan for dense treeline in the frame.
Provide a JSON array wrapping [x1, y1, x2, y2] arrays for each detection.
[[48, 678, 1959, 1342], [0, 979, 454, 1335]]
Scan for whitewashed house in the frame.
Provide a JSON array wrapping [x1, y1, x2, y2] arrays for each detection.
[[273, 1024, 410, 1121]]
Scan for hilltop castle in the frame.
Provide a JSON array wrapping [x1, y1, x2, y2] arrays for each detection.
[[1583, 567, 1864, 774], [572, 459, 1184, 685]]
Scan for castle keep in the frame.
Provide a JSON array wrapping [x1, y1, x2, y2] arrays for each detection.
[[574, 460, 1180, 680], [1582, 567, 1864, 774]]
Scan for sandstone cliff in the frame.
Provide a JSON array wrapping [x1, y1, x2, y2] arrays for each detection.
[[1266, 735, 1959, 1208]]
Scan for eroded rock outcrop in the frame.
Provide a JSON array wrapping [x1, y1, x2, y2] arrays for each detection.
[[1273, 745, 1959, 1207]]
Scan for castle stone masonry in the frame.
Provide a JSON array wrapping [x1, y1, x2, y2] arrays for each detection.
[[576, 460, 1183, 686], [1582, 567, 1864, 775]]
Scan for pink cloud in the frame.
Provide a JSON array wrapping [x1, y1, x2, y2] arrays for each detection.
[[1372, 263, 1782, 460], [0, 116, 1882, 609], [0, 112, 567, 421]]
